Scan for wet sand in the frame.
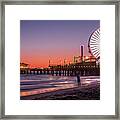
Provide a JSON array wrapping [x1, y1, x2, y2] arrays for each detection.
[[20, 81, 100, 100]]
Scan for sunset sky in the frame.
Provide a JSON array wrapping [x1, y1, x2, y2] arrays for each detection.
[[20, 20, 100, 68]]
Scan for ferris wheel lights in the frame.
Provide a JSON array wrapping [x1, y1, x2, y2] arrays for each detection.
[[88, 28, 100, 61]]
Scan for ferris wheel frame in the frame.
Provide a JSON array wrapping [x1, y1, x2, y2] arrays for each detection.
[[88, 28, 100, 60]]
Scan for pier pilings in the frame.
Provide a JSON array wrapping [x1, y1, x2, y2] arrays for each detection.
[[20, 61, 100, 76]]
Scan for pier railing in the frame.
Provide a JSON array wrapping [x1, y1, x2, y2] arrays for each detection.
[[20, 61, 100, 76]]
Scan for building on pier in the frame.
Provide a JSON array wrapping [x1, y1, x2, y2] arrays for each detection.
[[20, 63, 29, 69]]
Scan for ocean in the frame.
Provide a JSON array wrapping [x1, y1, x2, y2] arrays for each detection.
[[20, 74, 100, 97]]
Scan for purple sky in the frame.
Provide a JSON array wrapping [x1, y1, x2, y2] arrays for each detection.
[[20, 20, 100, 67]]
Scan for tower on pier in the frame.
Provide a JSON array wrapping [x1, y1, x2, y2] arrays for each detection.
[[80, 45, 84, 62]]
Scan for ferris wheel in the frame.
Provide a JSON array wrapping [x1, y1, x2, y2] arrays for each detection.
[[88, 28, 100, 60]]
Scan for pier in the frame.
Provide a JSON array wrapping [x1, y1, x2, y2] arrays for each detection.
[[20, 44, 100, 77], [20, 61, 100, 76]]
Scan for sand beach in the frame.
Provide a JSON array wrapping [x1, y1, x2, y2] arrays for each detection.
[[20, 80, 100, 100]]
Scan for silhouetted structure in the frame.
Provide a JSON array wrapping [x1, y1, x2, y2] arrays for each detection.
[[20, 63, 29, 69], [20, 61, 100, 76], [20, 44, 100, 76], [81, 45, 84, 62]]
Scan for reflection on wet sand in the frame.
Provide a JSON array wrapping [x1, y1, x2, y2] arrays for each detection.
[[20, 75, 100, 98]]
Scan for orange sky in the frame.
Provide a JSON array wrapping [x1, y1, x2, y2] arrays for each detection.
[[21, 51, 80, 68]]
